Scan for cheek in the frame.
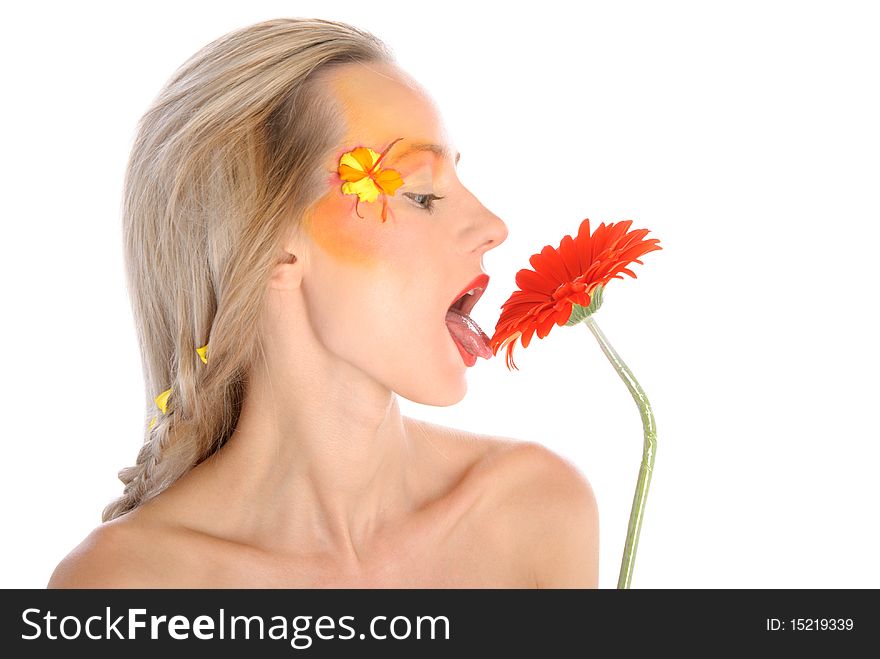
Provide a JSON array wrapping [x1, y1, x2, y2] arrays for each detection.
[[304, 189, 393, 266]]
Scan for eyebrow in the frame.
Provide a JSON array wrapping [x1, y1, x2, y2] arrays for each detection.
[[391, 142, 461, 166]]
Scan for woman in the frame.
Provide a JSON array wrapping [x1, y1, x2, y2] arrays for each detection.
[[48, 17, 599, 588]]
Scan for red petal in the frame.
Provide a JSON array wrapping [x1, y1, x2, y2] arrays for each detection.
[[515, 268, 558, 294]]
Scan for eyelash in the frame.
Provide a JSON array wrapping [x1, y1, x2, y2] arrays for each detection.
[[404, 193, 444, 214]]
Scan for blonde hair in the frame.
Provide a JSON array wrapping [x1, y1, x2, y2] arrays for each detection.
[[102, 18, 394, 522]]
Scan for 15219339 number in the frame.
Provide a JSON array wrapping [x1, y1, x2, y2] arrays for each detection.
[[765, 618, 855, 631], [790, 618, 854, 631]]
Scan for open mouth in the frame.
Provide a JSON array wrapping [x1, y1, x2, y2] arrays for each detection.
[[448, 285, 486, 315], [445, 275, 493, 362]]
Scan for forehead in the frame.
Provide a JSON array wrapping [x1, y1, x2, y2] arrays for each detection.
[[321, 61, 455, 165]]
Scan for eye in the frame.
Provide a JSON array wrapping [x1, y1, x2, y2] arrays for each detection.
[[403, 192, 444, 214]]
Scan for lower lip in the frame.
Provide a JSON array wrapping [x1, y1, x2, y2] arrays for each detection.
[[449, 330, 477, 367]]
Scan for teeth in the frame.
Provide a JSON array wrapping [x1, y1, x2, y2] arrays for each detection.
[[451, 287, 484, 313]]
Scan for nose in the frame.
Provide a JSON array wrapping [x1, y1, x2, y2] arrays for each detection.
[[470, 206, 509, 256]]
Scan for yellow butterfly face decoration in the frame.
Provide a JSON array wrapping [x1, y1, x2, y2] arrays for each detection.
[[337, 137, 405, 223]]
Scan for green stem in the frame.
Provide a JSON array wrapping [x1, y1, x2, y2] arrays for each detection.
[[583, 316, 656, 589]]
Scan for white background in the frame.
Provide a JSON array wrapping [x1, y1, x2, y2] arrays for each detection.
[[2, 1, 878, 588]]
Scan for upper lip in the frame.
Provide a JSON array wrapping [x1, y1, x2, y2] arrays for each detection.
[[448, 273, 490, 315]]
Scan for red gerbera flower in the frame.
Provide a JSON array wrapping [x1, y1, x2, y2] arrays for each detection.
[[489, 218, 662, 370]]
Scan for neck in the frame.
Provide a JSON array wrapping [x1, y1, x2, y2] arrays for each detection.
[[180, 334, 419, 565]]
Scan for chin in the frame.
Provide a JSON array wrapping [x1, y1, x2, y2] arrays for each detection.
[[396, 370, 468, 407], [384, 331, 473, 406]]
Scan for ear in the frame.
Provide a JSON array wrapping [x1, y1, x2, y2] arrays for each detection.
[[268, 250, 304, 291]]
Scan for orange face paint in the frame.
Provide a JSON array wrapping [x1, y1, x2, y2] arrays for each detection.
[[303, 187, 388, 267], [303, 138, 408, 266]]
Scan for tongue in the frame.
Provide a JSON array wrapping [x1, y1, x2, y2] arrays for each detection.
[[445, 307, 493, 359]]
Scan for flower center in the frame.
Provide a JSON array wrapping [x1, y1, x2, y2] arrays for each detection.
[[551, 280, 586, 302]]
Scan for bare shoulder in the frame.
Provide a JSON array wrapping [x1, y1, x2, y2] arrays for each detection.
[[408, 418, 596, 515], [471, 438, 600, 588], [47, 514, 172, 589], [408, 418, 598, 587]]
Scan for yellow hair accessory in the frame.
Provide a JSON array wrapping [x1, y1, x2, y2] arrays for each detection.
[[147, 342, 209, 431], [154, 387, 171, 414], [337, 137, 405, 223]]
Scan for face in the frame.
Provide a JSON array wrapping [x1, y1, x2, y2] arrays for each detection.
[[283, 60, 508, 405]]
